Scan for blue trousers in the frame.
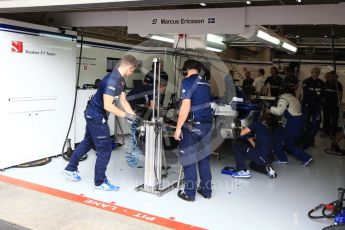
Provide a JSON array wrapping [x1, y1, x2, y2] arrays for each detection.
[[273, 126, 311, 162], [179, 123, 212, 199], [302, 106, 321, 138], [65, 109, 112, 186], [323, 106, 339, 136], [232, 143, 268, 171]]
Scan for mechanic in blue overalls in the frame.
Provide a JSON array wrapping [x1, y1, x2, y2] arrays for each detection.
[[62, 55, 141, 191], [323, 71, 343, 150], [301, 67, 324, 140], [144, 61, 169, 106], [264, 66, 283, 98], [174, 59, 213, 202], [270, 84, 313, 166], [228, 114, 276, 178]]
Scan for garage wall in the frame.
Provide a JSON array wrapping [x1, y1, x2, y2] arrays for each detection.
[[0, 18, 76, 168], [76, 38, 345, 103]]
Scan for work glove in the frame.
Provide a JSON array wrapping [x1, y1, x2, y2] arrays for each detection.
[[125, 113, 142, 125]]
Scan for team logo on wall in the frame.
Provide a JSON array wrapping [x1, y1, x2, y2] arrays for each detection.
[[11, 41, 23, 53]]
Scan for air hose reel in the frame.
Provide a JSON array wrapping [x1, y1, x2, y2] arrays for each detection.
[[308, 188, 345, 229]]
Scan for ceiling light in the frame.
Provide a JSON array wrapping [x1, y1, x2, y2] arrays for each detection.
[[324, 35, 328, 38], [296, 0, 302, 3], [246, 1, 251, 5], [282, 42, 297, 53], [206, 47, 223, 52], [207, 34, 224, 45], [240, 25, 297, 54], [256, 30, 281, 45], [151, 34, 226, 52], [150, 35, 174, 43], [295, 35, 300, 38], [199, 2, 206, 6]]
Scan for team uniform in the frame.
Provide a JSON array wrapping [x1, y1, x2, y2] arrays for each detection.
[[65, 69, 125, 186], [144, 70, 168, 85], [127, 85, 154, 114], [265, 75, 283, 97], [242, 78, 255, 96], [144, 70, 168, 105], [302, 77, 324, 138], [283, 75, 298, 96], [270, 93, 313, 165], [231, 121, 274, 178], [179, 74, 213, 200], [323, 80, 343, 136]]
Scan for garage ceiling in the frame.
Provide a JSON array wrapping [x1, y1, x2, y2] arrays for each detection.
[[0, 0, 343, 13], [1, 0, 345, 59]]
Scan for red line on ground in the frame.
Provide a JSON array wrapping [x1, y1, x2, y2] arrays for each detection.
[[0, 175, 205, 230]]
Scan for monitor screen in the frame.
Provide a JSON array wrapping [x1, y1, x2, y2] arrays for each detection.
[[107, 57, 120, 72]]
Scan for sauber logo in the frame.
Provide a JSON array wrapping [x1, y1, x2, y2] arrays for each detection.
[[11, 41, 23, 53]]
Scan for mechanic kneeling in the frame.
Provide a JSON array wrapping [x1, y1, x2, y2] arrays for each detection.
[[229, 114, 277, 179], [174, 59, 213, 202], [270, 84, 313, 166]]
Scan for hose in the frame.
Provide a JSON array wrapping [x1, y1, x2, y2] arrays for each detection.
[[126, 121, 142, 167], [308, 199, 345, 219], [62, 33, 87, 162], [324, 148, 345, 156], [114, 115, 125, 146]]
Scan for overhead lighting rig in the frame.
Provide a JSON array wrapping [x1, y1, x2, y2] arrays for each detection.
[[150, 33, 226, 52], [240, 25, 298, 54]]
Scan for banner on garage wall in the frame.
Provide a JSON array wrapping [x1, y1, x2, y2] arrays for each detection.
[[1, 32, 76, 98], [0, 19, 77, 168], [128, 8, 245, 34]]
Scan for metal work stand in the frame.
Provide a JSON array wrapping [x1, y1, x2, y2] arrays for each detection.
[[135, 119, 179, 196], [135, 57, 180, 196], [177, 165, 184, 190]]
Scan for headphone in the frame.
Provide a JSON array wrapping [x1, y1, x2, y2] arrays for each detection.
[[181, 65, 188, 76]]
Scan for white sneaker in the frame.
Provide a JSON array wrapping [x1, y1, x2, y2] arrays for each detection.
[[266, 165, 277, 178], [302, 158, 313, 167], [273, 160, 288, 165], [230, 170, 251, 178], [94, 179, 120, 191], [62, 170, 81, 182]]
